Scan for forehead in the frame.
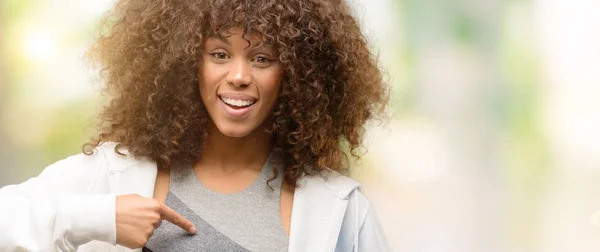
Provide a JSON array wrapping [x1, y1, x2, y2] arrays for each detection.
[[204, 27, 271, 48]]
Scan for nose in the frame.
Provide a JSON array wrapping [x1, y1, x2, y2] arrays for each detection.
[[226, 58, 252, 88]]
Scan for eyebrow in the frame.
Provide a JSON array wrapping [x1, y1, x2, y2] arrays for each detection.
[[208, 36, 273, 51], [214, 36, 231, 46]]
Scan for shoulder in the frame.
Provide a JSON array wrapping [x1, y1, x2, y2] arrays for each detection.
[[89, 141, 155, 172], [42, 142, 154, 180], [300, 169, 364, 200], [41, 142, 148, 176]]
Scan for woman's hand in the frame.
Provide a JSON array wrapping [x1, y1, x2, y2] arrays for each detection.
[[115, 194, 197, 249]]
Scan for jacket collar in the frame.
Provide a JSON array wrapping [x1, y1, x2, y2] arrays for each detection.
[[288, 171, 361, 252], [99, 142, 157, 198]]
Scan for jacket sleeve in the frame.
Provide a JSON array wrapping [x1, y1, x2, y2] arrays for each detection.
[[0, 152, 117, 252], [356, 201, 392, 252]]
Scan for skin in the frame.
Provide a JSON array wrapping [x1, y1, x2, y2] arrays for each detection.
[[116, 28, 295, 249]]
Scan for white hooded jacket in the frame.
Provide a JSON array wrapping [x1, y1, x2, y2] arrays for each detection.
[[0, 142, 390, 252]]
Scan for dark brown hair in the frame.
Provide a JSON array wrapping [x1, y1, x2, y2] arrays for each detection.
[[84, 0, 388, 186]]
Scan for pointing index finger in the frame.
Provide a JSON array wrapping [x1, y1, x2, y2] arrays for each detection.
[[160, 203, 197, 234]]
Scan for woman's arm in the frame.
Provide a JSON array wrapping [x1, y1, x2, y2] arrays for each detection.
[[355, 202, 391, 251], [0, 153, 116, 252]]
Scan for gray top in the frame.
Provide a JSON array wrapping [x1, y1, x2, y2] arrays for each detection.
[[144, 154, 289, 252]]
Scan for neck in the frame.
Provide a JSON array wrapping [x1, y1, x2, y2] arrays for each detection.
[[197, 121, 272, 173]]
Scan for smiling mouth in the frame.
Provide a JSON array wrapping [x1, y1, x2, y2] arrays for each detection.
[[219, 96, 257, 109]]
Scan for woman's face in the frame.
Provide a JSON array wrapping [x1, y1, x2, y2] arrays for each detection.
[[198, 28, 283, 138]]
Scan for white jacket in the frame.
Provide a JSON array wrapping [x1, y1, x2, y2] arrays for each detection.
[[0, 142, 390, 252]]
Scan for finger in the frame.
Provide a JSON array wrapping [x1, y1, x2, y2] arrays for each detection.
[[154, 220, 162, 229], [160, 203, 197, 234]]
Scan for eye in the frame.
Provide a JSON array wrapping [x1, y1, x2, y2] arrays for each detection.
[[252, 55, 274, 67], [209, 52, 229, 61]]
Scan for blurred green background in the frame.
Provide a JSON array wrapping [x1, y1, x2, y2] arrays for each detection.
[[1, 0, 600, 251]]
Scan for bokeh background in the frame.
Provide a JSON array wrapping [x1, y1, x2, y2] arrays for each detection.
[[1, 0, 600, 251]]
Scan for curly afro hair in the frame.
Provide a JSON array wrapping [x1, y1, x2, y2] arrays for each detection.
[[84, 0, 388, 186]]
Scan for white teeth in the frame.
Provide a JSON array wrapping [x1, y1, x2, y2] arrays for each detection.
[[221, 97, 255, 107]]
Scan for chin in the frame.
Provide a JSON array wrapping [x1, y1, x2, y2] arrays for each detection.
[[215, 124, 255, 138]]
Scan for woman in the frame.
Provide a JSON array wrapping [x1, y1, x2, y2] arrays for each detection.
[[0, 0, 389, 251]]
